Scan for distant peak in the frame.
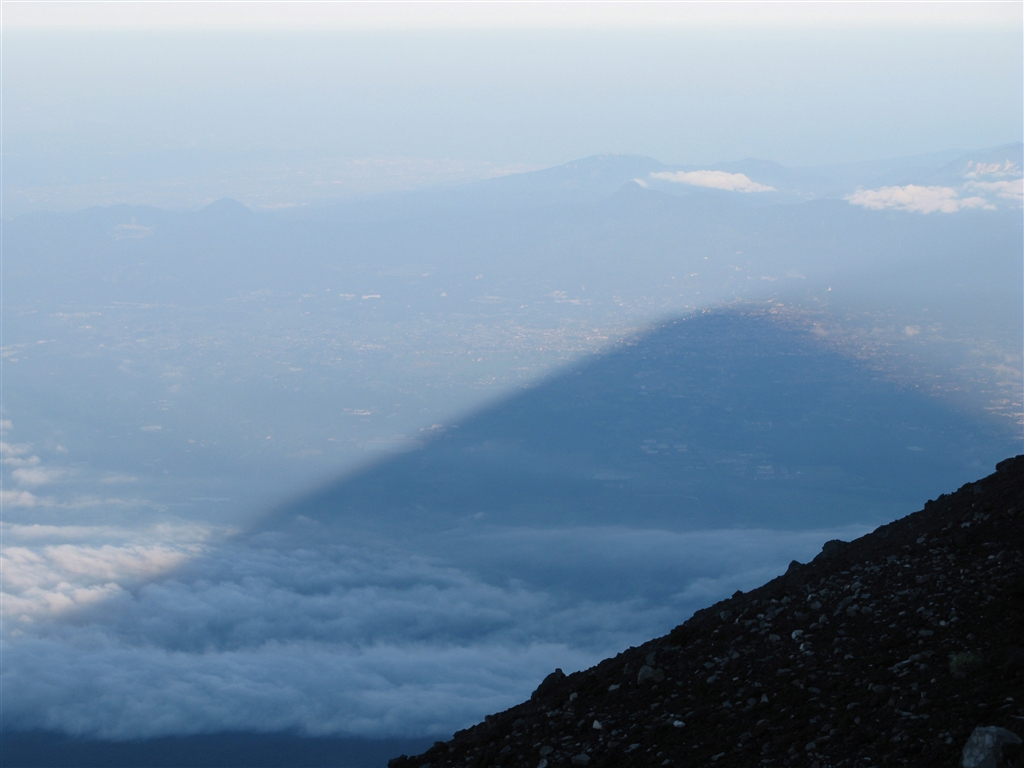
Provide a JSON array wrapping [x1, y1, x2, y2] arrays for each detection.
[[198, 198, 253, 216]]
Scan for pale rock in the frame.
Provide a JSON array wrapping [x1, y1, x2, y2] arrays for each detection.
[[962, 726, 1021, 768]]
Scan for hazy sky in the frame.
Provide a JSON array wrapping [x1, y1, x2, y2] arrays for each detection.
[[3, 1, 1021, 209]]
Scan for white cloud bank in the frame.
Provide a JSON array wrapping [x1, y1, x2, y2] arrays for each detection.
[[1, 489, 40, 507], [1, 522, 213, 620], [846, 184, 991, 214], [650, 170, 776, 193], [963, 159, 1021, 179], [11, 466, 64, 486], [965, 178, 1024, 203], [1, 521, 869, 740]]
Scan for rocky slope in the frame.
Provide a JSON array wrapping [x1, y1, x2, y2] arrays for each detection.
[[390, 455, 1024, 768]]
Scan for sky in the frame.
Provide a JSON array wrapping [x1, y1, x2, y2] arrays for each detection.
[[2, 1, 1021, 211]]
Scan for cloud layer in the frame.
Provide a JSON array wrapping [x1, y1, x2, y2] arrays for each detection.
[[965, 178, 1024, 203], [845, 184, 991, 214], [649, 170, 776, 193], [1, 521, 867, 740], [963, 159, 1021, 179], [1, 522, 210, 620]]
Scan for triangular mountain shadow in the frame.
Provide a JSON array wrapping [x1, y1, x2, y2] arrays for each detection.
[[269, 309, 1018, 538]]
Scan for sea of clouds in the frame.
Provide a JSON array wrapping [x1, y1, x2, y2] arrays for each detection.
[[1, 508, 869, 740]]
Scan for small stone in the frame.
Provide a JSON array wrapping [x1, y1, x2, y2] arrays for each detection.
[[538, 761, 549, 768], [711, 753, 726, 762], [571, 754, 591, 766], [919, 629, 934, 637], [791, 630, 805, 641], [961, 726, 1021, 768], [608, 684, 620, 691], [539, 746, 554, 757], [592, 720, 603, 730], [569, 692, 578, 701], [769, 634, 781, 642], [673, 720, 685, 728]]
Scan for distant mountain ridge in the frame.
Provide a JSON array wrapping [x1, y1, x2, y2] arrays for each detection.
[[8, 164, 1020, 311], [288, 140, 1024, 217]]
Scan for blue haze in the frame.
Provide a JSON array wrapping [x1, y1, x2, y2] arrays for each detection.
[[1, 140, 1022, 765]]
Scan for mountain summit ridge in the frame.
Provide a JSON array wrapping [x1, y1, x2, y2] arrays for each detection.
[[391, 456, 1024, 768]]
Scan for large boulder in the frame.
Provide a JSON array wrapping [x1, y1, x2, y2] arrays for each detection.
[[962, 726, 1021, 768]]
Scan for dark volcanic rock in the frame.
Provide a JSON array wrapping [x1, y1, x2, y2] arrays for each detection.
[[390, 455, 1024, 768]]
